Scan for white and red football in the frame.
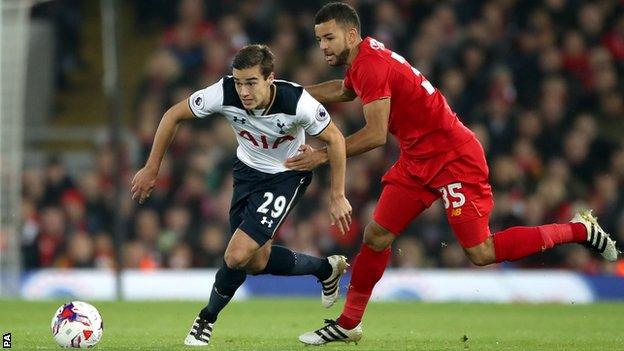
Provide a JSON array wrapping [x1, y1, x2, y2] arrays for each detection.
[[51, 301, 103, 348]]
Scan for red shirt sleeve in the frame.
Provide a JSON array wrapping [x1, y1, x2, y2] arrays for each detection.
[[349, 57, 391, 105], [344, 72, 353, 90]]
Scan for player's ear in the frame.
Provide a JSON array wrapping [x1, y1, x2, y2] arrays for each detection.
[[267, 72, 275, 85], [347, 27, 358, 45]]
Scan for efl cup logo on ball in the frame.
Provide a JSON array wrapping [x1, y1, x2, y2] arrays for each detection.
[[51, 301, 104, 348]]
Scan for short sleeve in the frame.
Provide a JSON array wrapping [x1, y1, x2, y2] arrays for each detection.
[[297, 90, 331, 136], [350, 59, 391, 105], [188, 78, 224, 118]]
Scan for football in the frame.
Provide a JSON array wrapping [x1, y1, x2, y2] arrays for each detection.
[[50, 301, 104, 348]]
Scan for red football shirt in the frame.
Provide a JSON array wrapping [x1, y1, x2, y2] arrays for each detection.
[[344, 37, 475, 159]]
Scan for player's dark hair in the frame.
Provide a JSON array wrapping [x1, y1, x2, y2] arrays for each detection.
[[314, 2, 361, 33], [232, 44, 274, 78]]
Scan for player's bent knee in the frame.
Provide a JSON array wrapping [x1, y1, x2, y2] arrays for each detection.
[[464, 238, 495, 266], [363, 221, 395, 251], [466, 254, 492, 266], [224, 250, 251, 270]]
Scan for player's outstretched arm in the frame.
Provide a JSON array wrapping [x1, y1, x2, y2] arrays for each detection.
[[284, 98, 390, 171], [131, 100, 195, 204], [305, 80, 356, 104], [342, 97, 390, 156], [314, 121, 352, 234]]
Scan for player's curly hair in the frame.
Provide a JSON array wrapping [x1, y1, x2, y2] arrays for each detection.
[[232, 44, 275, 79], [314, 2, 361, 33]]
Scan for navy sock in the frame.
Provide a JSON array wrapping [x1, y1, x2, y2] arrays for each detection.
[[260, 245, 332, 281], [199, 261, 247, 323]]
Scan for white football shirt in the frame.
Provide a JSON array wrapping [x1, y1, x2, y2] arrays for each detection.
[[188, 77, 331, 174]]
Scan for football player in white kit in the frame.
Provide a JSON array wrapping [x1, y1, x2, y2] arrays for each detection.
[[131, 44, 352, 346]]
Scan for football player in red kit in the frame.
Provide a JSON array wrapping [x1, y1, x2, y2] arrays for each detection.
[[286, 2, 620, 345]]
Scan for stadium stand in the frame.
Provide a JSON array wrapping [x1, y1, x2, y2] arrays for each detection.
[[21, 0, 624, 276]]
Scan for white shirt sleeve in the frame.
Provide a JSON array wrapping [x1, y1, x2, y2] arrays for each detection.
[[297, 89, 331, 136], [188, 78, 224, 118]]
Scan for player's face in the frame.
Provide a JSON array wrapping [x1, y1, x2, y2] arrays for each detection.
[[232, 66, 274, 109], [315, 20, 351, 66]]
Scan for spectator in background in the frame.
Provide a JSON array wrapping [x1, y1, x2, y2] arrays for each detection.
[[132, 209, 163, 268], [93, 233, 115, 269], [41, 156, 76, 207], [162, 0, 214, 79], [194, 224, 226, 267], [58, 231, 94, 268], [26, 206, 66, 268]]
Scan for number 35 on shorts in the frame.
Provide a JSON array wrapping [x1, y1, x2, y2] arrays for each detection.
[[438, 183, 465, 212]]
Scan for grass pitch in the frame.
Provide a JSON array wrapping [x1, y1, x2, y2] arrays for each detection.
[[1, 299, 622, 350]]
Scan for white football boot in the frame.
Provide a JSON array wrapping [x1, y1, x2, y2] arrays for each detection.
[[571, 209, 620, 261], [321, 255, 349, 308], [299, 319, 363, 345], [184, 316, 214, 346]]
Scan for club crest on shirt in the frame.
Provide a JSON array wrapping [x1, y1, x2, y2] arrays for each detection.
[[276, 119, 286, 134], [193, 93, 204, 109], [316, 105, 329, 122]]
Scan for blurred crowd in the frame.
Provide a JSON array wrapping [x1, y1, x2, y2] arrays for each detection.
[[21, 0, 624, 274]]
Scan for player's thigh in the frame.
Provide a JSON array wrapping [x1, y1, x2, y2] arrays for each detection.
[[373, 164, 438, 235], [229, 160, 255, 235], [238, 170, 312, 247], [451, 214, 493, 253], [434, 142, 494, 248], [439, 180, 493, 247]]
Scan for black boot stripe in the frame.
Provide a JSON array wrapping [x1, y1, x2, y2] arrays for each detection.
[[331, 325, 349, 338], [323, 329, 339, 339], [599, 237, 608, 252], [323, 282, 339, 291], [315, 330, 331, 342], [588, 225, 595, 244], [323, 279, 339, 288], [323, 288, 338, 296], [323, 275, 341, 286]]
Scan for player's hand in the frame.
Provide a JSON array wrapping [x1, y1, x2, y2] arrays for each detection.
[[131, 165, 158, 204], [329, 195, 352, 235], [284, 145, 326, 171]]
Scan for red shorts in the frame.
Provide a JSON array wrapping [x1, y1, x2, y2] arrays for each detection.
[[373, 138, 493, 248]]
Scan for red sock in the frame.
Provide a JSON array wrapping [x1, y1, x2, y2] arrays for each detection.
[[336, 244, 391, 329], [570, 222, 588, 242], [493, 223, 587, 263]]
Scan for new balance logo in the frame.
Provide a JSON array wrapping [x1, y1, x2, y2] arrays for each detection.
[[261, 216, 273, 228], [3, 333, 11, 348], [233, 116, 246, 124]]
